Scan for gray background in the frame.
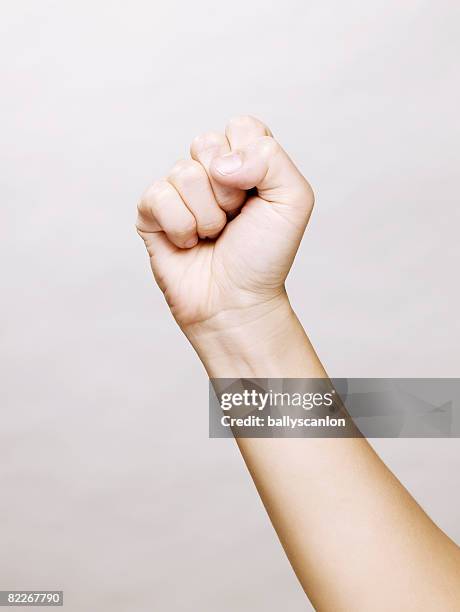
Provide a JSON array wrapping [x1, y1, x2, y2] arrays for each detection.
[[1, 1, 459, 610]]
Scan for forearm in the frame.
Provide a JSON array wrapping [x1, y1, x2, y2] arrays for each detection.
[[190, 297, 460, 611]]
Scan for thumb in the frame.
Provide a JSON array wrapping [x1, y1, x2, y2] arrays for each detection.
[[209, 136, 314, 211]]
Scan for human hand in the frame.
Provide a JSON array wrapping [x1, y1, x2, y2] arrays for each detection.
[[136, 116, 314, 350]]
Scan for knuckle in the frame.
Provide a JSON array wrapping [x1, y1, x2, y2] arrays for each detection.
[[137, 198, 148, 216], [191, 131, 226, 156], [152, 196, 175, 220], [140, 180, 170, 209], [169, 159, 203, 184], [137, 193, 153, 216], [227, 114, 263, 131]]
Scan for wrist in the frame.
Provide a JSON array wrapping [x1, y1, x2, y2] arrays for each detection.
[[183, 292, 325, 378]]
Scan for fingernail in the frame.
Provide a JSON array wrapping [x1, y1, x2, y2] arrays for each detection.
[[184, 237, 198, 248], [213, 152, 243, 175]]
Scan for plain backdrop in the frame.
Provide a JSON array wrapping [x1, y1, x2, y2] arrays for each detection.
[[1, 1, 459, 610]]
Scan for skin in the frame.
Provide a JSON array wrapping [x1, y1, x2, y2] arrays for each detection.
[[136, 116, 460, 610]]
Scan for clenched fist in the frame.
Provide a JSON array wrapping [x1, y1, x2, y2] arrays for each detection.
[[136, 116, 314, 345]]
